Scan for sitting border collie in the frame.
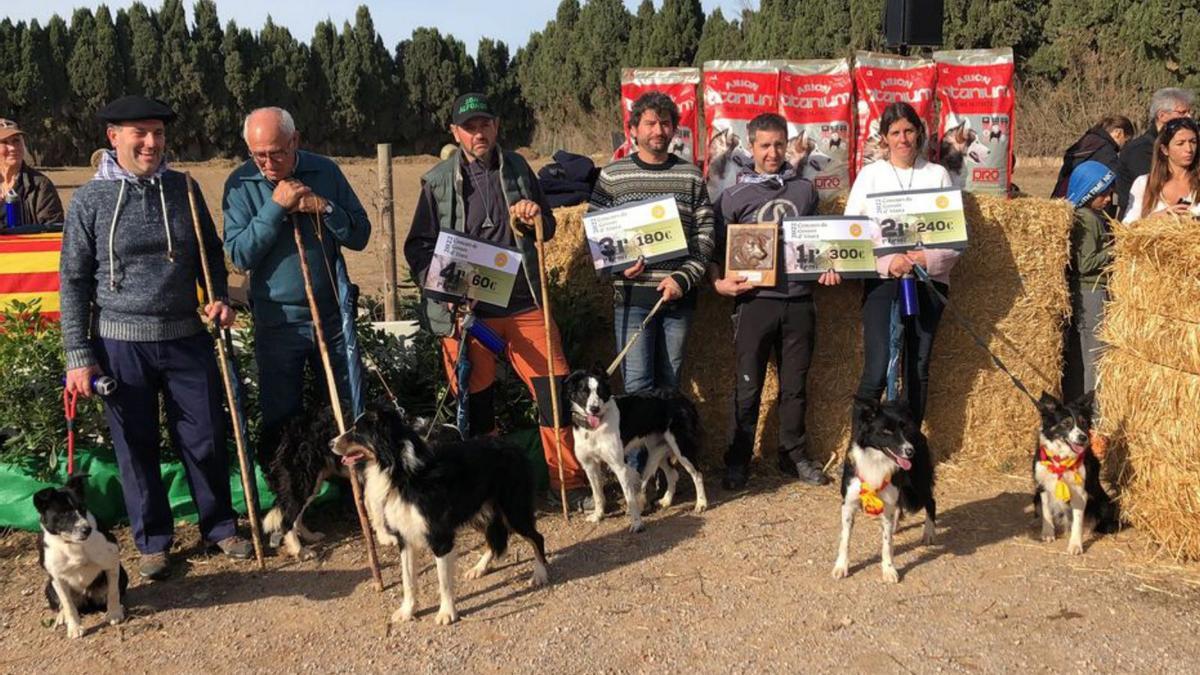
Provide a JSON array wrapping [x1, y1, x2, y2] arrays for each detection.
[[331, 401, 548, 626], [258, 408, 348, 560], [564, 367, 707, 533], [34, 476, 128, 638], [1033, 391, 1118, 554], [832, 398, 936, 584]]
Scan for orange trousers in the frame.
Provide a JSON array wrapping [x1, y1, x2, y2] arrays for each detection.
[[440, 308, 585, 491]]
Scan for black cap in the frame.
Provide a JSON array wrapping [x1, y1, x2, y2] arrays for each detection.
[[451, 93, 496, 126], [97, 95, 177, 124]]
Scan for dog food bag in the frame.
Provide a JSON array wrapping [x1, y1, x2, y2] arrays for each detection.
[[618, 68, 702, 164], [934, 48, 1016, 194], [852, 51, 936, 175], [778, 59, 854, 198], [702, 60, 781, 199]]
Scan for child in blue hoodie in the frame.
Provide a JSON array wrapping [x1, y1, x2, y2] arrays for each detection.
[[1062, 160, 1116, 401]]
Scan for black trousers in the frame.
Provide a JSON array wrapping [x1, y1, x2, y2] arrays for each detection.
[[857, 278, 947, 428], [724, 295, 816, 469]]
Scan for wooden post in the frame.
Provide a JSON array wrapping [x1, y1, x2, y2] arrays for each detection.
[[377, 143, 397, 321]]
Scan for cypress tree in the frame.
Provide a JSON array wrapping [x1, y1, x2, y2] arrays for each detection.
[[191, 0, 230, 156], [694, 8, 742, 65], [623, 0, 656, 67], [566, 0, 631, 113], [646, 0, 703, 66], [126, 2, 162, 97]]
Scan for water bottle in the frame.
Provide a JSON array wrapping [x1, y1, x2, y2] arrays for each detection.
[[466, 317, 507, 355], [900, 275, 920, 317], [62, 374, 118, 396], [4, 189, 20, 229]]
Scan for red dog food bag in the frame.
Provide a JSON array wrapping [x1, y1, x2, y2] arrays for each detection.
[[702, 60, 781, 199], [778, 59, 854, 197], [617, 68, 701, 164], [852, 51, 936, 175], [934, 48, 1016, 194]]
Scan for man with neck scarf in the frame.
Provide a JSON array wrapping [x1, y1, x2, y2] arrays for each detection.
[[60, 95, 252, 581], [709, 113, 839, 491]]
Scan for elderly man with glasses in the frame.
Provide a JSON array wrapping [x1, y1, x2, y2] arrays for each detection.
[[1116, 87, 1196, 219], [222, 107, 371, 437]]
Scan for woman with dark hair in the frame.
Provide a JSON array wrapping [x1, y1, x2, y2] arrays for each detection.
[[0, 119, 64, 226], [844, 102, 955, 427], [1051, 114, 1135, 198], [1123, 116, 1200, 222]]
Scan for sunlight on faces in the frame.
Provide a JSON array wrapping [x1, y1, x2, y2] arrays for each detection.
[[633, 109, 675, 156], [1163, 127, 1198, 170], [1157, 104, 1193, 128], [885, 118, 920, 167], [107, 119, 165, 178], [245, 113, 299, 182], [451, 116, 498, 160], [750, 128, 786, 174], [0, 135, 25, 174]]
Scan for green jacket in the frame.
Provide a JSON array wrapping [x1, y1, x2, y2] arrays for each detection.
[[412, 147, 544, 336], [1070, 206, 1112, 289], [222, 151, 371, 326]]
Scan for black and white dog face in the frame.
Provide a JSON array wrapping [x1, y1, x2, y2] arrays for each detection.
[[331, 402, 427, 475], [852, 398, 917, 471], [564, 367, 614, 430], [34, 476, 93, 543], [1037, 391, 1094, 460]]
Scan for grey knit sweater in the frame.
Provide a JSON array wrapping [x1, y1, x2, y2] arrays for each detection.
[[59, 154, 228, 369]]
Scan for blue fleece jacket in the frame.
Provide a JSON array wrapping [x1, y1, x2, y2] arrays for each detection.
[[222, 151, 371, 326]]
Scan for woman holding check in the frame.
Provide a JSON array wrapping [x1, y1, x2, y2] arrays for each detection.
[[844, 102, 956, 427]]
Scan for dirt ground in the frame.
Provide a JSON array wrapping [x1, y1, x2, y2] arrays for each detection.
[[2, 465, 1199, 672]]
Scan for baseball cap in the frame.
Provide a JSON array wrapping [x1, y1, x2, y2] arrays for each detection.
[[451, 93, 496, 126], [0, 119, 23, 141]]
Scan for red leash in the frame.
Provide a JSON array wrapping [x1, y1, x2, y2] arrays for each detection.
[[63, 388, 77, 476]]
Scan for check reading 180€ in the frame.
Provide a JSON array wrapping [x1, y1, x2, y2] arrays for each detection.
[[423, 229, 522, 308], [866, 187, 968, 255], [781, 216, 879, 279], [582, 197, 689, 273]]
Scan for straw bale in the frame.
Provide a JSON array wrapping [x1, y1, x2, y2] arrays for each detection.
[[546, 194, 1072, 470], [1097, 215, 1200, 559]]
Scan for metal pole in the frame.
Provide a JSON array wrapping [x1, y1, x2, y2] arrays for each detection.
[[377, 143, 397, 321]]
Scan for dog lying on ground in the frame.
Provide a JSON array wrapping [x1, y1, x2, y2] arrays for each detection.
[[564, 367, 708, 533], [332, 401, 548, 626], [832, 397, 936, 584], [1033, 391, 1118, 554], [34, 475, 127, 638]]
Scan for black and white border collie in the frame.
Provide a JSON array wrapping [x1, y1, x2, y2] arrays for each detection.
[[258, 407, 348, 560], [564, 367, 707, 533], [34, 475, 128, 638], [1033, 391, 1118, 554], [832, 398, 936, 584], [331, 401, 549, 626]]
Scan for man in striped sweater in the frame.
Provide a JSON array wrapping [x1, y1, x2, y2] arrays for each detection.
[[588, 92, 716, 393]]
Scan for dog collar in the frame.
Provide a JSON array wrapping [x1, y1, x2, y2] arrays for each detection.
[[1038, 446, 1083, 502], [857, 474, 890, 517]]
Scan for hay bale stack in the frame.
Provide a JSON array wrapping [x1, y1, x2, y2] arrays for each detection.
[[1098, 216, 1200, 560], [546, 195, 1072, 470]]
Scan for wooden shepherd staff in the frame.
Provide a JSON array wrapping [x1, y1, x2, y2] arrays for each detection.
[[528, 214, 570, 520], [291, 214, 384, 591], [184, 173, 265, 570]]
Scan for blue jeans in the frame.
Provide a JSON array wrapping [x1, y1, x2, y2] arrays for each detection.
[[614, 301, 694, 393], [255, 316, 353, 432]]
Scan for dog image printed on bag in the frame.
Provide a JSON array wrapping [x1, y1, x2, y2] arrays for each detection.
[[934, 48, 1016, 193], [703, 60, 781, 200], [779, 59, 854, 197]]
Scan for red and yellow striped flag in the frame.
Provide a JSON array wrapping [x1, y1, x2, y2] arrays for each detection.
[[0, 232, 63, 319]]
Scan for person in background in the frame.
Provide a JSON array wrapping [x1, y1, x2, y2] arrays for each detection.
[[1062, 161, 1117, 401], [844, 102, 955, 429], [0, 119, 64, 225], [1051, 115, 1134, 199], [1122, 116, 1200, 223], [1116, 88, 1195, 218]]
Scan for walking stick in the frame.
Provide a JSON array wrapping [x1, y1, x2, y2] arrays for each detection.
[[184, 173, 265, 571], [292, 215, 384, 591], [527, 214, 570, 521]]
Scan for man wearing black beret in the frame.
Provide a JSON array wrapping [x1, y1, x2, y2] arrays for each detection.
[[60, 94, 253, 580]]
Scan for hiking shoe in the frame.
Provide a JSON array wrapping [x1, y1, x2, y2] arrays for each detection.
[[790, 456, 831, 486], [544, 488, 595, 513], [215, 535, 254, 560], [139, 552, 171, 580], [723, 464, 749, 491]]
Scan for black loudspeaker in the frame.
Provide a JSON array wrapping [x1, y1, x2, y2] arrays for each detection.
[[883, 0, 944, 47]]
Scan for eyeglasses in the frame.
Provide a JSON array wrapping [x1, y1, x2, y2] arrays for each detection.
[[250, 150, 291, 164]]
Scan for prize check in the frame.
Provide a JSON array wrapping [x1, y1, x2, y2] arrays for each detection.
[[866, 187, 968, 255], [582, 197, 689, 273], [782, 216, 879, 280], [423, 229, 522, 308]]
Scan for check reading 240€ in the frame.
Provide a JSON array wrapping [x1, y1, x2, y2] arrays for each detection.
[[582, 197, 689, 273], [866, 187, 968, 255], [782, 216, 879, 280], [423, 229, 522, 308]]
